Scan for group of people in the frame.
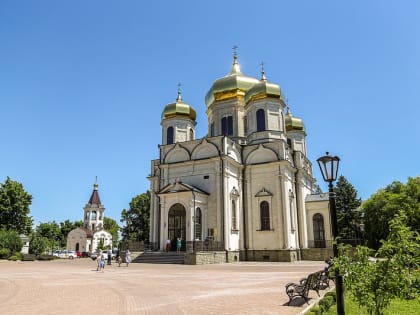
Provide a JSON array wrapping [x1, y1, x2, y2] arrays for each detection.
[[165, 237, 182, 253], [96, 249, 131, 271]]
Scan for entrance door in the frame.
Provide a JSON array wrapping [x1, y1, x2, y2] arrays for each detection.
[[168, 203, 186, 251], [313, 213, 326, 248]]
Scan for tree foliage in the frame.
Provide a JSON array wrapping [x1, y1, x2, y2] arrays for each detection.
[[334, 175, 362, 240], [0, 229, 23, 257], [104, 217, 119, 245], [29, 235, 50, 255], [336, 212, 420, 315], [362, 176, 420, 249], [120, 191, 150, 242], [0, 177, 33, 234]]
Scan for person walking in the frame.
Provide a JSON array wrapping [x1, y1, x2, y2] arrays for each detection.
[[96, 250, 105, 271], [107, 248, 112, 265], [125, 249, 131, 267], [176, 237, 181, 254], [166, 239, 171, 252]]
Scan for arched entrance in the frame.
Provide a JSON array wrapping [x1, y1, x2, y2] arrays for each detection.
[[168, 203, 186, 251]]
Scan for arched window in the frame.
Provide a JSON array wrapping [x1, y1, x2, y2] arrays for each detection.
[[195, 207, 202, 240], [313, 213, 326, 248], [256, 109, 266, 131], [189, 128, 194, 141], [260, 201, 270, 230], [221, 116, 233, 136], [167, 126, 174, 144], [231, 200, 237, 230], [210, 122, 215, 136], [91, 211, 97, 220]]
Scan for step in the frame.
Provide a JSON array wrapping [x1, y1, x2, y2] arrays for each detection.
[[132, 251, 185, 264]]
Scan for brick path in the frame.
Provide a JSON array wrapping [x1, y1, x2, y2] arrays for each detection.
[[0, 259, 328, 315]]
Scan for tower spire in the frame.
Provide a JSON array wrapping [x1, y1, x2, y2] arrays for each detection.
[[229, 45, 242, 75], [94, 176, 98, 190], [176, 83, 182, 101], [260, 61, 267, 81]]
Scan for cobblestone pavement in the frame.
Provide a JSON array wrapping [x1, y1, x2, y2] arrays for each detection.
[[0, 259, 328, 315]]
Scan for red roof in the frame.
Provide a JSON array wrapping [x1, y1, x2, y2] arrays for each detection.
[[88, 188, 101, 205]]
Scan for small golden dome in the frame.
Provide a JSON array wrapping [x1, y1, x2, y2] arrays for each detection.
[[285, 107, 305, 132], [162, 89, 196, 121], [205, 54, 259, 107], [245, 66, 283, 103]]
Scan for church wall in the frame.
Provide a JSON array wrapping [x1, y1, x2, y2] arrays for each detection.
[[245, 163, 285, 250], [92, 230, 112, 251], [207, 98, 246, 137], [66, 229, 88, 252], [224, 159, 241, 251], [305, 198, 331, 246]]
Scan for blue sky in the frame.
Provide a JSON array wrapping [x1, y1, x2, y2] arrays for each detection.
[[1, 1, 419, 227]]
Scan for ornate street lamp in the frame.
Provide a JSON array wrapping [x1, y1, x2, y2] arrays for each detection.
[[317, 152, 345, 315]]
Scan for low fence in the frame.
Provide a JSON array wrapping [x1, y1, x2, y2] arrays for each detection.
[[307, 238, 365, 248]]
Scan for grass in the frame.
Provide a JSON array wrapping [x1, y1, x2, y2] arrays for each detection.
[[325, 296, 420, 315]]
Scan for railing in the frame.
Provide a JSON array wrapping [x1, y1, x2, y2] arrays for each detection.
[[185, 240, 225, 252], [119, 241, 159, 251], [307, 239, 365, 248]]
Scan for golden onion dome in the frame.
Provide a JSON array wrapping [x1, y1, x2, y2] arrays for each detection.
[[245, 66, 283, 104], [205, 54, 259, 107], [161, 89, 196, 121], [285, 107, 305, 132]]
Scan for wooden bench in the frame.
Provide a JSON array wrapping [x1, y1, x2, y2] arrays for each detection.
[[285, 272, 318, 305]]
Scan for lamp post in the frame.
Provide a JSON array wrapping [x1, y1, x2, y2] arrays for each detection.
[[317, 152, 345, 315]]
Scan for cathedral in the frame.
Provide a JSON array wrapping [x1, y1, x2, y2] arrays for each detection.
[[148, 53, 331, 262], [66, 180, 113, 253]]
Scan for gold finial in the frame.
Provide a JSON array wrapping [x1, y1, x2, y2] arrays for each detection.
[[229, 45, 242, 75], [286, 99, 292, 115], [176, 83, 182, 101], [260, 61, 267, 81]]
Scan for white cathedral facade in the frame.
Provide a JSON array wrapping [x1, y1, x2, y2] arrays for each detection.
[[148, 54, 332, 262]]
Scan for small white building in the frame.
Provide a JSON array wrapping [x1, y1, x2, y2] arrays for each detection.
[[67, 181, 112, 252], [20, 234, 30, 254]]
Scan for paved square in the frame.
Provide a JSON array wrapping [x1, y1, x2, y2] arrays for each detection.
[[0, 259, 327, 314]]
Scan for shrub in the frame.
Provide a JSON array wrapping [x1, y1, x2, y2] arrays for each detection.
[[8, 253, 22, 261], [324, 291, 336, 301], [309, 306, 321, 315], [319, 295, 335, 313], [37, 254, 54, 261], [0, 248, 11, 259], [22, 254, 36, 261], [0, 229, 23, 253]]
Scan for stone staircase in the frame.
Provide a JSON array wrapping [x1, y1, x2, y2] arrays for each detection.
[[132, 251, 185, 264]]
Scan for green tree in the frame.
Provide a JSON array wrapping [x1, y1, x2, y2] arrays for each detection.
[[363, 176, 420, 249], [336, 212, 420, 315], [34, 221, 61, 252], [334, 175, 362, 240], [0, 177, 33, 234], [104, 217, 119, 245], [0, 229, 23, 257], [29, 235, 50, 255], [120, 191, 150, 242]]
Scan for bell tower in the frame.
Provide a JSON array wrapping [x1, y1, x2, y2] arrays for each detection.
[[83, 177, 105, 231], [161, 85, 197, 145]]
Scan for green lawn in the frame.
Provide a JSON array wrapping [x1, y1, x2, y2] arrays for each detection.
[[325, 296, 420, 315]]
